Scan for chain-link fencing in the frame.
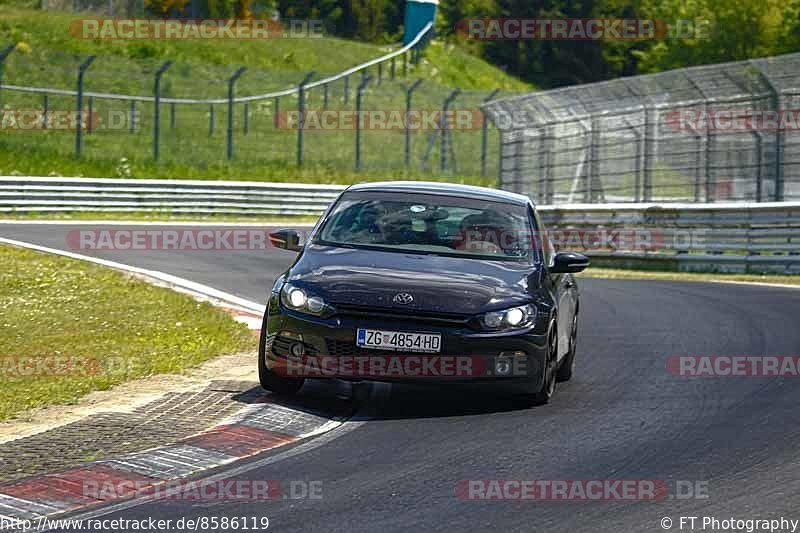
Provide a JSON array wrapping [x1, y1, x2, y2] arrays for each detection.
[[0, 23, 508, 183], [483, 53, 800, 203]]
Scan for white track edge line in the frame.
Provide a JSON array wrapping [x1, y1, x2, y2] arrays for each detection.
[[0, 237, 265, 314]]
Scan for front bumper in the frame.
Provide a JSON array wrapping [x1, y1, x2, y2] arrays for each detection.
[[264, 297, 550, 393]]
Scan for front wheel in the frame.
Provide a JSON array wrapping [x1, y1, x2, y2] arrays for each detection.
[[258, 314, 304, 396], [556, 312, 578, 382], [530, 325, 558, 405]]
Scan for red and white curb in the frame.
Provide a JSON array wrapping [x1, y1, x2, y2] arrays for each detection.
[[0, 234, 350, 525], [0, 399, 348, 523]]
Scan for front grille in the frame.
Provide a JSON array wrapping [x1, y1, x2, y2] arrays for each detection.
[[324, 339, 389, 357], [334, 304, 472, 327]]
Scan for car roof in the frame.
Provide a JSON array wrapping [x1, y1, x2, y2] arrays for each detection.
[[345, 181, 533, 207]]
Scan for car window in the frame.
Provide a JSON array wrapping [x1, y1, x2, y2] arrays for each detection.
[[316, 191, 535, 261]]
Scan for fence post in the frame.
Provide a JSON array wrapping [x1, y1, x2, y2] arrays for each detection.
[[0, 45, 14, 111], [750, 60, 784, 201], [441, 89, 460, 172], [170, 103, 175, 129], [405, 79, 423, 168], [377, 62, 382, 85], [153, 60, 172, 161], [682, 70, 712, 202], [481, 89, 501, 177], [227, 66, 246, 160], [297, 70, 316, 167], [273, 96, 280, 127], [391, 57, 396, 80], [403, 52, 408, 77], [209, 104, 214, 136], [586, 117, 602, 203], [323, 83, 328, 109], [42, 94, 48, 130], [243, 102, 249, 134], [642, 106, 655, 202], [355, 75, 372, 171], [87, 96, 94, 134], [130, 100, 136, 133], [75, 55, 96, 158], [344, 75, 349, 105]]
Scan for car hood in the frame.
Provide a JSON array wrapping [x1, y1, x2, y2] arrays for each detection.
[[286, 244, 538, 315]]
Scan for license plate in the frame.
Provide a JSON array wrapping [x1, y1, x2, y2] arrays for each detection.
[[356, 329, 441, 353]]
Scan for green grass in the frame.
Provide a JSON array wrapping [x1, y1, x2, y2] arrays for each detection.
[[0, 243, 257, 421], [0, 4, 530, 92], [0, 3, 529, 182], [580, 267, 800, 286]]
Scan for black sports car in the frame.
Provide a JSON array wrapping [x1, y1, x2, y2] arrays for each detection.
[[259, 182, 588, 403]]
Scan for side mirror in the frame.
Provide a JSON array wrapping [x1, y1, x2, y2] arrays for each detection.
[[550, 251, 590, 274], [269, 229, 303, 252]]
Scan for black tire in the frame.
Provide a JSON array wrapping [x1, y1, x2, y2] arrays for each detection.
[[556, 312, 578, 382], [530, 324, 558, 405], [258, 313, 304, 396]]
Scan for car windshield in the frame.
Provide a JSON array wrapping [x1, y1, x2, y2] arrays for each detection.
[[315, 191, 537, 261]]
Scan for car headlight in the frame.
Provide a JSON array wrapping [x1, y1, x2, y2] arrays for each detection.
[[480, 304, 536, 331], [281, 283, 331, 316]]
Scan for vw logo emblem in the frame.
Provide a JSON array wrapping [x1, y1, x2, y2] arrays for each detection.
[[393, 292, 414, 305]]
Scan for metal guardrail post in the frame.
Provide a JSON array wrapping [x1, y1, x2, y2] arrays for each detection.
[[153, 60, 172, 161], [355, 75, 372, 171], [75, 55, 96, 158], [441, 89, 460, 172], [297, 71, 316, 167], [405, 79, 423, 168], [0, 45, 14, 111], [227, 66, 246, 160], [481, 89, 501, 177]]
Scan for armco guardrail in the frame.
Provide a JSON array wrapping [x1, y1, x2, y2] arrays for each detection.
[[0, 177, 345, 216], [539, 202, 800, 274], [1, 177, 798, 273]]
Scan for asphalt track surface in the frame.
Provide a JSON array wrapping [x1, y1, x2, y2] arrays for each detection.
[[3, 223, 800, 532]]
